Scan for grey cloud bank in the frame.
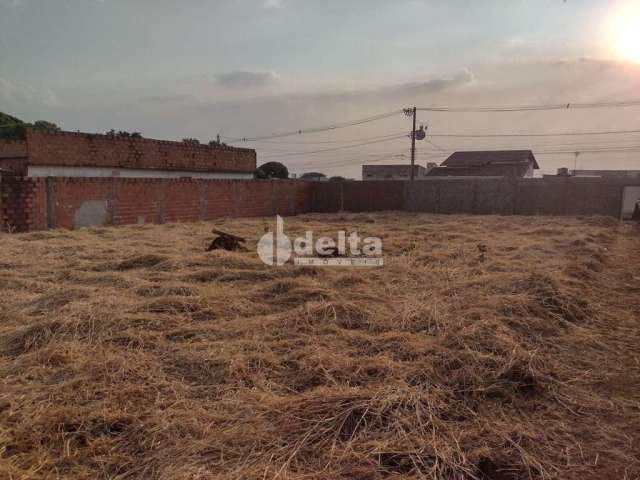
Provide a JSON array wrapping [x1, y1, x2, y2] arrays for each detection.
[[215, 71, 279, 88]]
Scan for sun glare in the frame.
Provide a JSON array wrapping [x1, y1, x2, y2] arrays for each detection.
[[611, 7, 640, 62]]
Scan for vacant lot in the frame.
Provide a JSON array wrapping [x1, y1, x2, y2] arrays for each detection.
[[0, 213, 639, 479]]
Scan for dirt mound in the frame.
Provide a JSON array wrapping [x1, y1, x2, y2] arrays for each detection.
[[21, 288, 90, 316], [512, 272, 594, 324], [112, 254, 171, 271]]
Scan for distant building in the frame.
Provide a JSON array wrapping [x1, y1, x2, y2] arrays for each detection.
[[362, 164, 430, 180], [543, 168, 640, 179], [571, 169, 640, 179], [543, 167, 571, 178], [300, 172, 328, 181], [427, 150, 539, 178]]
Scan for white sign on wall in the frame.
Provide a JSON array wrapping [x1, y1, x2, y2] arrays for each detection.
[[621, 186, 640, 220]]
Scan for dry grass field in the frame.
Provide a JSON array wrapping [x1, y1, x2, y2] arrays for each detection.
[[0, 213, 639, 480]]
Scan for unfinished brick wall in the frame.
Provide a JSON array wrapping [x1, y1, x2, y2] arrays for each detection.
[[0, 177, 313, 232], [25, 130, 256, 173], [0, 140, 28, 175], [0, 140, 27, 158], [0, 158, 28, 175]]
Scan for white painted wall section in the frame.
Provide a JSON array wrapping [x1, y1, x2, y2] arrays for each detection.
[[27, 166, 253, 180]]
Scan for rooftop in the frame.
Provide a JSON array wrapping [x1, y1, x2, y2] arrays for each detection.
[[442, 150, 539, 170]]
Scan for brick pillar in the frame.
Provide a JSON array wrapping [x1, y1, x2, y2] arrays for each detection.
[[0, 173, 3, 232], [198, 181, 207, 221], [156, 179, 167, 224], [46, 177, 57, 229]]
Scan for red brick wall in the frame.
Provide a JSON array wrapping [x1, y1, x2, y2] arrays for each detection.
[[51, 178, 114, 230], [164, 179, 203, 224], [200, 181, 235, 219], [0, 176, 47, 232], [26, 130, 256, 173], [112, 179, 165, 225], [0, 140, 28, 175], [0, 158, 28, 175], [0, 140, 27, 158], [0, 177, 313, 231]]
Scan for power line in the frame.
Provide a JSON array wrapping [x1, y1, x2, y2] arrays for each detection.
[[535, 145, 640, 155], [227, 131, 409, 145], [290, 142, 640, 170], [424, 138, 446, 152], [286, 150, 409, 167], [417, 99, 640, 113], [412, 138, 640, 155], [296, 147, 639, 171], [427, 128, 640, 138], [253, 129, 640, 154], [295, 154, 405, 169], [417, 144, 640, 156], [221, 109, 403, 142], [287, 148, 410, 169], [260, 135, 406, 159], [291, 148, 450, 169], [279, 141, 640, 169], [248, 133, 409, 152]]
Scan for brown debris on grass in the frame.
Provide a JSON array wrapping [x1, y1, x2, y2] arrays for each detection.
[[0, 214, 639, 479]]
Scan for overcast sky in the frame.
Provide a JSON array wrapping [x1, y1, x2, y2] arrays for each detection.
[[2, 0, 640, 177]]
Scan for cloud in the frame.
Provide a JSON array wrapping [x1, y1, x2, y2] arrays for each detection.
[[263, 0, 282, 8], [214, 71, 278, 88], [0, 77, 59, 107], [381, 69, 475, 96], [280, 69, 475, 105], [140, 93, 194, 104]]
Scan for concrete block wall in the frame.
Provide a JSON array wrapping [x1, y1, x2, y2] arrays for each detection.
[[25, 129, 256, 174], [0, 176, 313, 232], [311, 181, 405, 212], [312, 178, 640, 218]]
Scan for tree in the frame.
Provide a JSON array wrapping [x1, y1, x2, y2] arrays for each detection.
[[0, 112, 60, 140], [32, 120, 60, 131], [255, 161, 289, 179], [107, 130, 142, 139], [329, 176, 347, 182], [0, 112, 26, 140]]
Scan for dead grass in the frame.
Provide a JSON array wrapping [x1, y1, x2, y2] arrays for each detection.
[[0, 213, 639, 479]]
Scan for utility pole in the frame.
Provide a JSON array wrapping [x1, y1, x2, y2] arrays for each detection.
[[404, 107, 417, 180], [410, 106, 417, 180]]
